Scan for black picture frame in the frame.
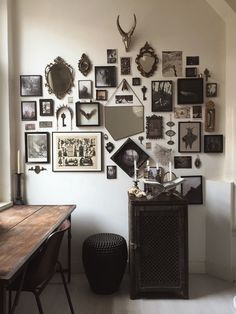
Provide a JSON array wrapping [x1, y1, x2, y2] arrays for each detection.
[[151, 80, 173, 112], [204, 135, 223, 153], [20, 75, 42, 97], [106, 165, 117, 179], [75, 102, 100, 127], [120, 57, 131, 75], [39, 99, 54, 116], [174, 156, 192, 169], [177, 78, 203, 104], [25, 132, 50, 163], [111, 138, 149, 177], [206, 83, 217, 97], [52, 132, 102, 172], [185, 67, 198, 77], [181, 175, 203, 204], [107, 49, 117, 64], [132, 77, 141, 86], [178, 121, 201, 153], [96, 89, 107, 101], [21, 101, 37, 121], [146, 115, 163, 139], [95, 66, 117, 88], [78, 80, 93, 99], [186, 56, 199, 66]]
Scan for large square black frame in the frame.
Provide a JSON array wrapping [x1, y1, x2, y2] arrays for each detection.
[[177, 78, 203, 104], [95, 66, 117, 88]]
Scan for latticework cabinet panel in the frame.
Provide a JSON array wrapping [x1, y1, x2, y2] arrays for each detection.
[[129, 194, 188, 299]]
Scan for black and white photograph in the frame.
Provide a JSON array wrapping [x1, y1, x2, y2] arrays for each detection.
[[206, 83, 217, 97], [25, 123, 36, 131], [39, 121, 53, 128], [132, 77, 141, 86], [146, 115, 163, 139], [178, 121, 201, 153], [177, 78, 204, 104], [174, 156, 192, 169], [186, 56, 199, 65], [52, 132, 102, 172], [25, 132, 50, 163], [152, 80, 173, 112], [192, 105, 202, 119], [181, 175, 203, 204], [162, 51, 183, 77], [106, 165, 117, 179], [107, 49, 117, 63], [115, 95, 133, 104], [39, 99, 54, 116], [174, 107, 191, 119], [20, 75, 42, 97], [120, 57, 131, 75], [75, 102, 100, 126], [185, 67, 198, 77], [111, 138, 149, 177], [204, 135, 223, 153], [95, 66, 117, 88], [21, 101, 37, 121], [96, 89, 107, 101], [78, 80, 92, 99]]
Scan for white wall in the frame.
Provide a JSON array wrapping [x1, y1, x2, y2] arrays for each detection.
[[11, 0, 226, 273]]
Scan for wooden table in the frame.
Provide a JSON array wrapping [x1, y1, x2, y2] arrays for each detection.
[[0, 204, 76, 314]]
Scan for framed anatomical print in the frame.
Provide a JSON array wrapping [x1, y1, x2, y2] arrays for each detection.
[[178, 121, 201, 153]]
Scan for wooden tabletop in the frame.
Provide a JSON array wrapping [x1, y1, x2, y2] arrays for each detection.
[[0, 204, 76, 282]]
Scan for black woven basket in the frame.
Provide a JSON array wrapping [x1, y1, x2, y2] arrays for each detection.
[[82, 233, 128, 294]]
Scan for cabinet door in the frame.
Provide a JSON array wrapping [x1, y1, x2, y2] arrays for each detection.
[[131, 204, 188, 298]]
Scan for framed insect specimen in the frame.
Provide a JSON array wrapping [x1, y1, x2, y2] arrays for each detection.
[[75, 102, 100, 127]]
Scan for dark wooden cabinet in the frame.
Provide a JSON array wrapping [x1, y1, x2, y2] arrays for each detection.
[[128, 193, 188, 299]]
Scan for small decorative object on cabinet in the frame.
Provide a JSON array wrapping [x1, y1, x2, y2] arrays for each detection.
[[128, 193, 188, 299]]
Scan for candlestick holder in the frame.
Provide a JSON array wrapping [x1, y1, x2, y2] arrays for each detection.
[[14, 173, 24, 205]]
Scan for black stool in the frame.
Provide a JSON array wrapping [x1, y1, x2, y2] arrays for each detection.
[[82, 233, 127, 294]]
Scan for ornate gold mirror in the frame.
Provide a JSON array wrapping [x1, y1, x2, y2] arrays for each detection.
[[45, 56, 74, 99], [78, 53, 91, 76], [136, 42, 159, 77]]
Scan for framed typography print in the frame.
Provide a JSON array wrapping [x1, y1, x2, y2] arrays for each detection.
[[152, 80, 173, 112], [52, 132, 102, 172], [181, 175, 203, 204], [178, 121, 201, 153], [20, 75, 42, 97], [25, 132, 50, 163], [75, 102, 100, 126], [177, 78, 203, 104]]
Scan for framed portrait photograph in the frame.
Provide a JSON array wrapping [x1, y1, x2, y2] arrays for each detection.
[[152, 80, 173, 112], [177, 78, 204, 104], [96, 89, 107, 101], [52, 132, 102, 172], [39, 99, 54, 116], [132, 77, 141, 86], [21, 101, 37, 121], [106, 165, 117, 179], [95, 66, 117, 88], [174, 156, 192, 169], [20, 75, 42, 97], [181, 175, 203, 204], [178, 121, 201, 153], [107, 49, 117, 64], [78, 80, 92, 99], [204, 135, 223, 153], [25, 132, 50, 163], [206, 83, 217, 97], [111, 138, 149, 177], [75, 102, 100, 126], [120, 57, 131, 75], [146, 115, 163, 139]]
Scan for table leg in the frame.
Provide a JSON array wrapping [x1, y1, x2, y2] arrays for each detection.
[[67, 215, 72, 283], [0, 283, 7, 314]]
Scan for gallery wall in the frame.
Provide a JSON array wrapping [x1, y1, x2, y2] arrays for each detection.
[[10, 0, 227, 273]]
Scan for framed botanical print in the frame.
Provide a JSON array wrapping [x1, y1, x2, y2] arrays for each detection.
[[39, 99, 54, 116], [146, 115, 163, 139], [181, 175, 203, 204], [75, 102, 100, 126], [178, 121, 201, 153], [52, 132, 102, 172], [152, 80, 173, 112], [21, 101, 37, 121], [177, 78, 203, 104], [204, 135, 223, 153], [25, 132, 50, 163], [111, 138, 149, 177], [20, 75, 42, 97]]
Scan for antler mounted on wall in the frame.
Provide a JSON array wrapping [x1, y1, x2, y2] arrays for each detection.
[[116, 14, 137, 52]]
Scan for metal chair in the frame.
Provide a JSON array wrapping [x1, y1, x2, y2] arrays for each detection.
[[8, 219, 75, 314]]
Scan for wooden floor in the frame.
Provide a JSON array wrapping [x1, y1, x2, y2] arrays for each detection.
[[12, 273, 236, 314]]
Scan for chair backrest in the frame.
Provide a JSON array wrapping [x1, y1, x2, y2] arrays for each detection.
[[23, 219, 70, 288]]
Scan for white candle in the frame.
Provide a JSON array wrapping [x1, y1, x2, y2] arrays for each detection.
[[169, 161, 172, 181], [156, 162, 159, 170], [17, 150, 21, 174], [134, 159, 137, 181]]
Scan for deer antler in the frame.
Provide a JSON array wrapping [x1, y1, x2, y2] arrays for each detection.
[[116, 14, 137, 52]]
